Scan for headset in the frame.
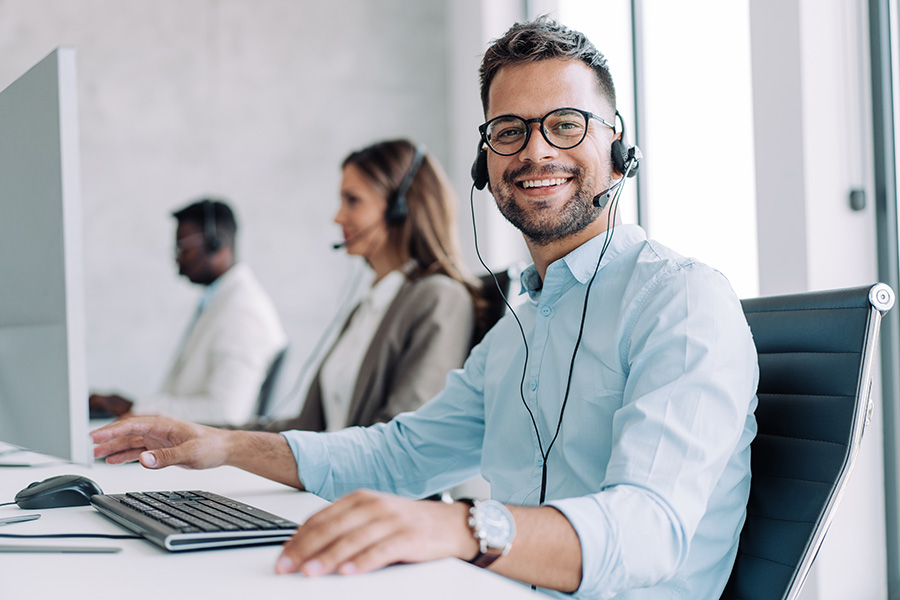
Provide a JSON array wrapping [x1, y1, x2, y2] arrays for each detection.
[[470, 110, 640, 193], [385, 144, 428, 226], [471, 139, 489, 191], [610, 111, 640, 180], [201, 199, 223, 252], [332, 143, 429, 250]]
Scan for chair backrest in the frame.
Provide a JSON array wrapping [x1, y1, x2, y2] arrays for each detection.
[[472, 269, 513, 347], [255, 347, 288, 419], [720, 283, 894, 600]]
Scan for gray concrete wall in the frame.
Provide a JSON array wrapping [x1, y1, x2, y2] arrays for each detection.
[[0, 0, 456, 412]]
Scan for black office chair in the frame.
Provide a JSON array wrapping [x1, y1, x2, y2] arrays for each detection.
[[720, 283, 894, 600], [254, 347, 288, 419], [472, 267, 517, 347]]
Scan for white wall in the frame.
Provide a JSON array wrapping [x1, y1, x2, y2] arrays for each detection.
[[446, 0, 530, 275], [750, 1, 886, 598], [0, 0, 459, 415]]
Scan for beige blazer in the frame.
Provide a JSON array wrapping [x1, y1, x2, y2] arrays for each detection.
[[262, 273, 474, 432], [138, 263, 287, 426]]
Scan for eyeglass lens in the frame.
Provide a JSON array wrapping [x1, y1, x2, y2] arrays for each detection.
[[175, 232, 205, 257], [484, 108, 589, 155]]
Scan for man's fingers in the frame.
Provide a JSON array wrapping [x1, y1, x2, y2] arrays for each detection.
[[279, 495, 374, 568], [302, 515, 398, 576], [335, 532, 415, 575], [93, 434, 146, 459], [102, 448, 146, 465], [146, 444, 193, 469], [277, 491, 427, 577], [90, 418, 151, 443]]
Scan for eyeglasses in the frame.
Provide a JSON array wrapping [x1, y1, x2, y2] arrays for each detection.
[[478, 107, 615, 156], [174, 232, 206, 258]]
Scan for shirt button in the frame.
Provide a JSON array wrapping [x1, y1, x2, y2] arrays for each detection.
[[529, 379, 538, 391], [540, 305, 552, 317]]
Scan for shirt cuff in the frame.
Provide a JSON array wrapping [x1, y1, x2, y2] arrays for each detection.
[[280, 430, 334, 499], [547, 487, 684, 600], [547, 494, 620, 599]]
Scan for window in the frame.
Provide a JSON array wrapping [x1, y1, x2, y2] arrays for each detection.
[[638, 0, 758, 297], [558, 0, 759, 297]]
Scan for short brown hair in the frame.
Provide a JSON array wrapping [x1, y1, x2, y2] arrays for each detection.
[[479, 16, 616, 115]]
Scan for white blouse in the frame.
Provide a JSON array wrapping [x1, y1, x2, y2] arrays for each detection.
[[318, 269, 406, 431]]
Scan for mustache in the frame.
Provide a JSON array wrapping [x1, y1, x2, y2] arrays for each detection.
[[502, 163, 582, 185]]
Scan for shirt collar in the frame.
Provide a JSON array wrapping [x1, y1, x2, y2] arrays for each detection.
[[365, 268, 407, 312], [198, 266, 230, 312], [519, 224, 648, 300]]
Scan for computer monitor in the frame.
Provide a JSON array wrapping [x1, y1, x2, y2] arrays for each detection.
[[0, 47, 90, 465]]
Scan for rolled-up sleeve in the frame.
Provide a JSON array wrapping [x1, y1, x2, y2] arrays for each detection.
[[280, 340, 492, 501], [549, 265, 758, 598]]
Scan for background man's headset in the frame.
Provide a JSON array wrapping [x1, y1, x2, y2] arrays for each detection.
[[468, 111, 641, 504], [201, 199, 223, 252]]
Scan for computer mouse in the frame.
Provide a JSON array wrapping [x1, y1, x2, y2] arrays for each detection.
[[15, 474, 104, 509]]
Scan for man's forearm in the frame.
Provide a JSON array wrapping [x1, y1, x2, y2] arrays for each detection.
[[225, 430, 304, 490], [488, 505, 583, 592]]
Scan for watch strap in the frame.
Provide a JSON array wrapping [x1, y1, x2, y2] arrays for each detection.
[[459, 498, 505, 568]]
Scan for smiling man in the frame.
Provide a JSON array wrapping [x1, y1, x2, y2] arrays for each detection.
[[92, 18, 758, 599]]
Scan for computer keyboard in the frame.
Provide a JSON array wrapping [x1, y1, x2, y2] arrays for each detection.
[[91, 490, 299, 551]]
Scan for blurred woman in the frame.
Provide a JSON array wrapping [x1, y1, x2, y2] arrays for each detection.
[[260, 139, 480, 432]]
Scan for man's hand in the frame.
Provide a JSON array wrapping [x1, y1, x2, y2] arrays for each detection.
[[275, 491, 584, 592], [91, 415, 231, 470], [91, 415, 303, 488], [275, 491, 478, 577]]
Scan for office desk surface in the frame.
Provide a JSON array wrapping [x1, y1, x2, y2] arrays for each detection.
[[0, 460, 538, 599]]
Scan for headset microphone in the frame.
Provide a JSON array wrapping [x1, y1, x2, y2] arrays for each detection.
[[592, 178, 624, 209], [331, 218, 384, 250]]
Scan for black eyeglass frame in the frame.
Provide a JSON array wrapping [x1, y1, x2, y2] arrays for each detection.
[[478, 107, 616, 156]]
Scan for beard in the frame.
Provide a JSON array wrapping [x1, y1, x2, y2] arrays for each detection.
[[492, 163, 607, 246]]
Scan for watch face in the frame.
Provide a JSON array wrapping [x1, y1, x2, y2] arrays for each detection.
[[475, 500, 515, 547]]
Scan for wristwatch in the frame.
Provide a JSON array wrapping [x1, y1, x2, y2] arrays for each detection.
[[460, 498, 516, 568]]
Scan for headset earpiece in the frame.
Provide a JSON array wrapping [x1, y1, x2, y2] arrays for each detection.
[[384, 195, 407, 226], [611, 137, 629, 176], [386, 144, 427, 226], [202, 199, 222, 252], [611, 111, 640, 178], [471, 140, 489, 190]]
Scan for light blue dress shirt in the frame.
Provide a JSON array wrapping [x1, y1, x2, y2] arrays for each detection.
[[283, 224, 758, 599]]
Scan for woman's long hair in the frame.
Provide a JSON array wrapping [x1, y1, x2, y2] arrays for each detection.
[[342, 139, 486, 333]]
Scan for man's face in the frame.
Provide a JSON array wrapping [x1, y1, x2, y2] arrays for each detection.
[[485, 59, 616, 246], [174, 221, 215, 285]]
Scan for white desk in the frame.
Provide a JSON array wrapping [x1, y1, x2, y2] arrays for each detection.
[[0, 460, 538, 599]]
